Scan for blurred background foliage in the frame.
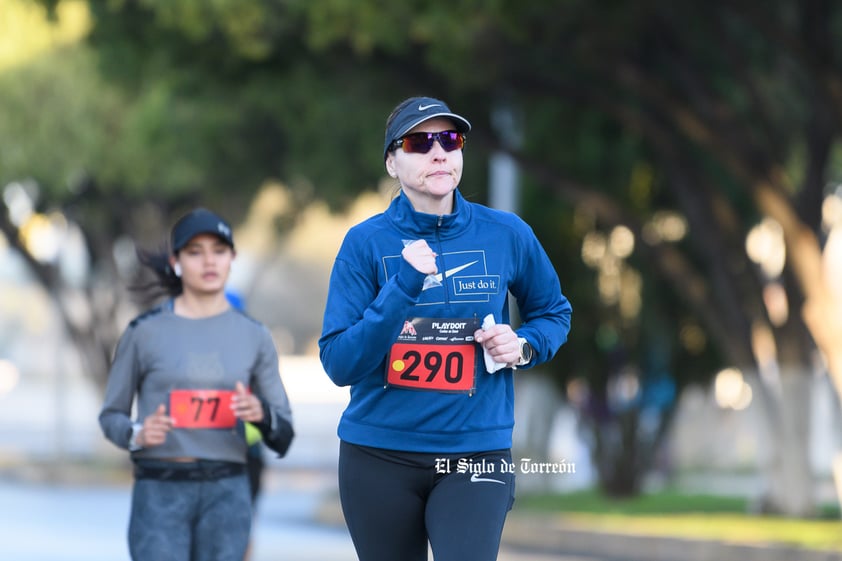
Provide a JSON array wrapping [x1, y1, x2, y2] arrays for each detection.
[[3, 0, 842, 515]]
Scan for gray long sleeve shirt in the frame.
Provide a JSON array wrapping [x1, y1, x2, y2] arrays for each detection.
[[99, 301, 294, 463]]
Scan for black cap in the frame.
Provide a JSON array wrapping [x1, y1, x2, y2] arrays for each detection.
[[384, 96, 471, 159], [171, 208, 234, 253]]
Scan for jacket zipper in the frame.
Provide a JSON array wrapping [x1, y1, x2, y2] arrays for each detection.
[[436, 215, 476, 396], [435, 215, 450, 305]]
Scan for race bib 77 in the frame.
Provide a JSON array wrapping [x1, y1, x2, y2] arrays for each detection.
[[169, 389, 239, 429]]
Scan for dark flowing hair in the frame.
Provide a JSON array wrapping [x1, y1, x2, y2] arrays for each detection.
[[131, 245, 183, 305]]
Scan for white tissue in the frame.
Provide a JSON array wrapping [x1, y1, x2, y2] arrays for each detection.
[[481, 314, 508, 373]]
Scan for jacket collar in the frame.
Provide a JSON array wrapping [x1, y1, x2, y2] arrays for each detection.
[[386, 190, 471, 239]]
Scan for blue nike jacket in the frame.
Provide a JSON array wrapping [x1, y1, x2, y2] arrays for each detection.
[[319, 190, 572, 453]]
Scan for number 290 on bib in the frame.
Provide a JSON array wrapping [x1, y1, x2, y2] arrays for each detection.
[[385, 317, 478, 394]]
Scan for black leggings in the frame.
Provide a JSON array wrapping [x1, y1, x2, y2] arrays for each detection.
[[338, 441, 515, 561]]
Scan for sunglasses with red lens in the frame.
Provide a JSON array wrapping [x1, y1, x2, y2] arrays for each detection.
[[390, 131, 466, 154]]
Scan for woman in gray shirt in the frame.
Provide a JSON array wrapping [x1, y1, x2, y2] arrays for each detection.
[[99, 208, 294, 561]]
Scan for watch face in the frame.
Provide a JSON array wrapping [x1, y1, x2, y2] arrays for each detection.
[[522, 342, 533, 362]]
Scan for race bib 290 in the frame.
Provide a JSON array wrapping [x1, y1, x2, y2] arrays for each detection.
[[386, 318, 479, 394]]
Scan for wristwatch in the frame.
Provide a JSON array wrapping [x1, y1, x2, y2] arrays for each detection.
[[516, 337, 534, 367]]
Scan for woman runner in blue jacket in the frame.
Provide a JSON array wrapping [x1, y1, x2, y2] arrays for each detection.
[[319, 96, 572, 561]]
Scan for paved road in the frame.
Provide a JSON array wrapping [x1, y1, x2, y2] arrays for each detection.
[[0, 361, 598, 560], [0, 468, 594, 561]]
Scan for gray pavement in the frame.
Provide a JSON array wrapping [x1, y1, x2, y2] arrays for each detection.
[[0, 468, 584, 561], [4, 361, 832, 560], [4, 466, 836, 561], [0, 361, 588, 560], [0, 467, 359, 561]]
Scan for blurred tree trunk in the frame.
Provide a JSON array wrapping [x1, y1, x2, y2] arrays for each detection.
[[0, 213, 105, 390], [0, 186, 172, 394], [762, 367, 814, 516]]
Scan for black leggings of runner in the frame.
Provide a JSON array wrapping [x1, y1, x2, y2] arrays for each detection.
[[338, 441, 515, 561]]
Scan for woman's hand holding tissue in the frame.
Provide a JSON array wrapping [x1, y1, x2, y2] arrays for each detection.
[[474, 314, 521, 373]]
